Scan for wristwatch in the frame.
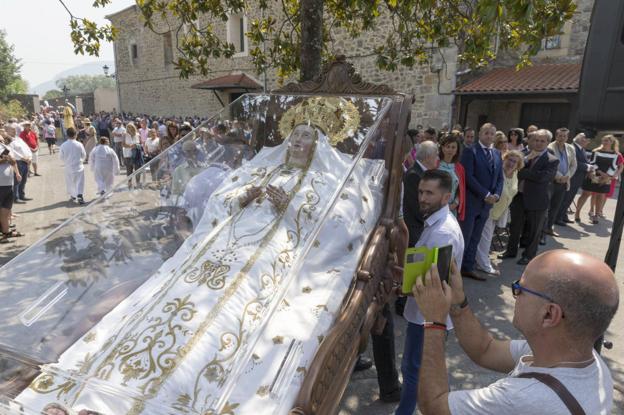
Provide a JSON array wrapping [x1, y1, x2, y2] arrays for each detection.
[[450, 295, 469, 315]]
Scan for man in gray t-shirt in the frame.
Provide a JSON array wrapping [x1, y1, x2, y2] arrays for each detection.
[[411, 249, 618, 415], [448, 339, 613, 414]]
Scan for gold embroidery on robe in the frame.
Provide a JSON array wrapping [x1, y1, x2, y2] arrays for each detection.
[[184, 260, 231, 290]]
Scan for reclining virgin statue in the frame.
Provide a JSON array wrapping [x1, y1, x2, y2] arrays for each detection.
[[15, 97, 387, 415]]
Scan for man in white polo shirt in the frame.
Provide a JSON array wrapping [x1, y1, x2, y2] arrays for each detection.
[[111, 118, 126, 162]]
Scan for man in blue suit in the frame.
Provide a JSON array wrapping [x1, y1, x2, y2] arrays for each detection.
[[459, 123, 504, 281]]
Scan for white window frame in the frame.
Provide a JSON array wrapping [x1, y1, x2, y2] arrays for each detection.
[[226, 13, 248, 57], [543, 35, 562, 50], [163, 31, 174, 67], [128, 40, 138, 66]]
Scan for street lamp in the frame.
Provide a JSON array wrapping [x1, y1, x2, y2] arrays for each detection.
[[103, 64, 121, 116], [102, 64, 116, 78], [62, 85, 70, 100]]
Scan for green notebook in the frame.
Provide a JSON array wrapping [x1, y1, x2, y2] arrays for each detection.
[[402, 246, 440, 294]]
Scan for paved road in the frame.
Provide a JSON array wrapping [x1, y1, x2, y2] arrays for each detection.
[[340, 194, 624, 414], [1, 148, 123, 266], [2, 151, 623, 414]]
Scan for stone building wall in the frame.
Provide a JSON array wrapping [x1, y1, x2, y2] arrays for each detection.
[[107, 5, 456, 129], [94, 87, 119, 113], [568, 0, 594, 58]]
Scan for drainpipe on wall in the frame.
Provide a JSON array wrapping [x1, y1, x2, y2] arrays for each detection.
[[112, 40, 123, 117], [261, 8, 267, 92]]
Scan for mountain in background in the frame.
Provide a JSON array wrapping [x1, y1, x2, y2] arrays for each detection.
[[31, 61, 115, 96]]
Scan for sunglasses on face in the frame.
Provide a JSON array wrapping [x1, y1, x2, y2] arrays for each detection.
[[511, 279, 565, 318]]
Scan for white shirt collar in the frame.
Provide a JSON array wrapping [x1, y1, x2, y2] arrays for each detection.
[[479, 141, 492, 150], [424, 204, 450, 228]]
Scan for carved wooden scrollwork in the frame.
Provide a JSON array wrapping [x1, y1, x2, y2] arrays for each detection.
[[275, 55, 398, 96]]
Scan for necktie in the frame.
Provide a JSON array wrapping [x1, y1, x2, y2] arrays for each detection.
[[485, 147, 493, 168]]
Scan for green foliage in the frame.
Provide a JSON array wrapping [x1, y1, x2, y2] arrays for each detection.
[[74, 0, 576, 80], [55, 74, 116, 94], [61, 0, 117, 57], [43, 89, 65, 100], [6, 77, 29, 95], [0, 30, 23, 100], [0, 99, 27, 120]]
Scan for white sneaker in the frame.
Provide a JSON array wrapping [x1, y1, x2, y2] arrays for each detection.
[[476, 264, 500, 276]]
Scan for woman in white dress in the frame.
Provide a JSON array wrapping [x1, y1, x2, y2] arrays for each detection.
[[83, 125, 97, 163]]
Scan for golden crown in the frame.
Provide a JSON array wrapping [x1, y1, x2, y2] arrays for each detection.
[[278, 97, 360, 146]]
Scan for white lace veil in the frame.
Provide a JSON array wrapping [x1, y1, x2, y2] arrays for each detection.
[[241, 123, 352, 175]]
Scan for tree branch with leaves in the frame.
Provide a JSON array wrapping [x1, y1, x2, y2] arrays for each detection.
[[64, 0, 576, 81]]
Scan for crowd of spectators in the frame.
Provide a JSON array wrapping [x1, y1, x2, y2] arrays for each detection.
[[400, 123, 622, 270], [361, 121, 621, 414]]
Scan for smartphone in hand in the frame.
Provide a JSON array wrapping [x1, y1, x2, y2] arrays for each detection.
[[436, 245, 453, 284]]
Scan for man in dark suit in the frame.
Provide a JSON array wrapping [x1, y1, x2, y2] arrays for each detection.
[[394, 141, 440, 317], [459, 123, 504, 281], [557, 133, 590, 224], [500, 129, 559, 265], [403, 141, 439, 246]]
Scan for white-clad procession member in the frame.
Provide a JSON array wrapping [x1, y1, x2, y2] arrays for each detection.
[[59, 127, 86, 204], [89, 136, 120, 195]]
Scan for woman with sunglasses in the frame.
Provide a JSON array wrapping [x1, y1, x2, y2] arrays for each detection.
[[507, 128, 525, 151]]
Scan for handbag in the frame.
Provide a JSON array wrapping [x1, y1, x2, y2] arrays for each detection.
[[517, 372, 585, 415]]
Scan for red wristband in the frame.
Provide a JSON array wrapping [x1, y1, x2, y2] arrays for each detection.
[[424, 323, 446, 330]]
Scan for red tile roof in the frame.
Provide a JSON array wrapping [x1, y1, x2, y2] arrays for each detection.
[[455, 63, 581, 95], [191, 73, 262, 90]]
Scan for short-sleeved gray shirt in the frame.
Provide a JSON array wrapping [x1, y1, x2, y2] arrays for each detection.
[[0, 147, 15, 187], [448, 340, 613, 414]]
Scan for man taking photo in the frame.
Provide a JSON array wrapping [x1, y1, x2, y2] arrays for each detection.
[[413, 249, 618, 414]]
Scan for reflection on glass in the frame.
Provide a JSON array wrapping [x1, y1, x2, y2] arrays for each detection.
[[0, 94, 393, 415]]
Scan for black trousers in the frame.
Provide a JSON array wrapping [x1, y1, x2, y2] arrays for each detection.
[[546, 182, 567, 229], [507, 193, 548, 259], [558, 174, 584, 221], [371, 303, 400, 395]]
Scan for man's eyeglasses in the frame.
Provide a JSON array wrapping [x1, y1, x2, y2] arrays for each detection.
[[511, 279, 564, 317]]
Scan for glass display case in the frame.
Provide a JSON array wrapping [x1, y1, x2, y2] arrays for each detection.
[[0, 72, 411, 414]]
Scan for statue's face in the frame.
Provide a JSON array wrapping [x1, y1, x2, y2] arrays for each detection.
[[288, 124, 317, 161]]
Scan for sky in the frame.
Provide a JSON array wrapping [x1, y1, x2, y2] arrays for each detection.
[[2, 0, 135, 90]]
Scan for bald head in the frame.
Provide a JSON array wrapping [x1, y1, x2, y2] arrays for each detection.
[[526, 250, 619, 343]]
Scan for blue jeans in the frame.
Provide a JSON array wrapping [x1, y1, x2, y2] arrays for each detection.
[[396, 322, 424, 415], [13, 160, 28, 200]]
